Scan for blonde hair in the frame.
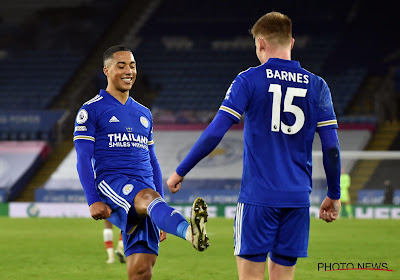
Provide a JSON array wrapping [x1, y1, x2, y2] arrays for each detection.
[[250, 12, 292, 47]]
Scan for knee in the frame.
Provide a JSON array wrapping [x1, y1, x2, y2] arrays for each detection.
[[126, 253, 156, 280], [134, 188, 160, 216], [138, 188, 160, 202], [128, 265, 152, 280]]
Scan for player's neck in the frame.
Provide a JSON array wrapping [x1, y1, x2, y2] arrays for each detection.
[[105, 88, 129, 105], [262, 50, 291, 64], [259, 42, 291, 64]]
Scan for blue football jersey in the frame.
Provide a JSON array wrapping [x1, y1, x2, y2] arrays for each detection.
[[219, 58, 338, 207], [73, 89, 155, 185]]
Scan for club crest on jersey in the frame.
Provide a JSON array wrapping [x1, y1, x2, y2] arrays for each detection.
[[76, 109, 88, 124], [140, 116, 149, 128], [122, 184, 134, 195]]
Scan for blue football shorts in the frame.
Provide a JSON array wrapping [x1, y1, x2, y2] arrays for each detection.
[[234, 202, 310, 261], [123, 217, 160, 257], [96, 175, 160, 256]]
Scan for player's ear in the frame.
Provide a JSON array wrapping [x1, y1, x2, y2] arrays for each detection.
[[103, 66, 108, 77], [258, 38, 265, 51], [290, 38, 295, 50]]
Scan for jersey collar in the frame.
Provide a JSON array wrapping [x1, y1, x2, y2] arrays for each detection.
[[265, 58, 301, 68], [99, 89, 131, 106]]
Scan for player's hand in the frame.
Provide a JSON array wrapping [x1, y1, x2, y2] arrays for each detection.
[[166, 172, 184, 193], [159, 230, 167, 242], [89, 201, 112, 220], [319, 196, 341, 223]]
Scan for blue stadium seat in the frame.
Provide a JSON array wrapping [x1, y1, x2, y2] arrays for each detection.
[[122, 0, 367, 124]]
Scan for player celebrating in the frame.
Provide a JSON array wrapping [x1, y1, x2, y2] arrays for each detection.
[[74, 45, 209, 280], [167, 12, 341, 280]]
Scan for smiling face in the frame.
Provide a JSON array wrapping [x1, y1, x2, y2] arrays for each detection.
[[103, 51, 137, 95]]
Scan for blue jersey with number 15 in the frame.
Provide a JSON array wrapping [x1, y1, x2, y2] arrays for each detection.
[[219, 58, 338, 207]]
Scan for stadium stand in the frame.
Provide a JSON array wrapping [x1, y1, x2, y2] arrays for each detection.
[[0, 0, 129, 201], [359, 128, 400, 205], [0, 51, 83, 111], [123, 0, 373, 124], [0, 141, 50, 201], [0, 0, 92, 24], [0, 110, 66, 142], [0, 0, 126, 139]]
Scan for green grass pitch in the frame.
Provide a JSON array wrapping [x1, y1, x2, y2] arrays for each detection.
[[0, 217, 399, 279]]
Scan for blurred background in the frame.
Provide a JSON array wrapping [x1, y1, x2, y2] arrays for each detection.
[[0, 0, 399, 218]]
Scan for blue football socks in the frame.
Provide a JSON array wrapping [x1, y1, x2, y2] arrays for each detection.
[[147, 197, 189, 240]]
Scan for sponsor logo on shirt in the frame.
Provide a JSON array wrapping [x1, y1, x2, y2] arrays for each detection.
[[107, 133, 148, 149], [76, 109, 88, 124]]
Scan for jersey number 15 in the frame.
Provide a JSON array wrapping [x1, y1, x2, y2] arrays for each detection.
[[269, 84, 307, 135]]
